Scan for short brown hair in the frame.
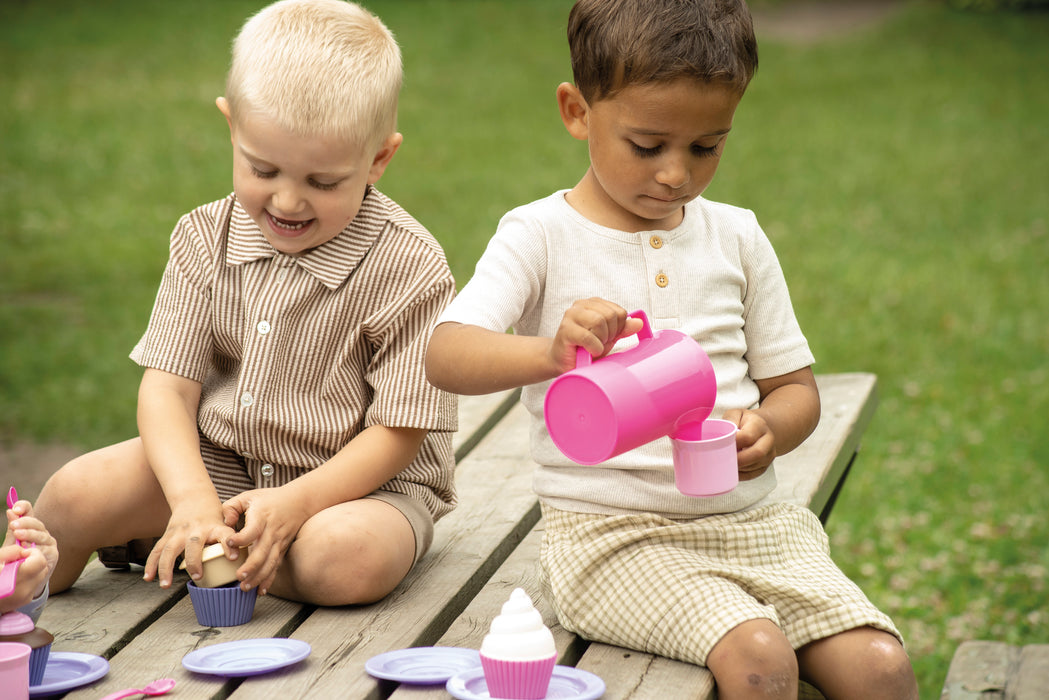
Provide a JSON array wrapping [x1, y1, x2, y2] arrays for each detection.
[[567, 0, 758, 102]]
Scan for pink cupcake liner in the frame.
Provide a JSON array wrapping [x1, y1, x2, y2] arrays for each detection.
[[480, 653, 557, 699], [187, 582, 258, 627]]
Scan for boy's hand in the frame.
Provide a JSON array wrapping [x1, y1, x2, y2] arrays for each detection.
[[723, 408, 777, 480], [550, 298, 644, 373], [6, 500, 59, 586], [222, 487, 311, 595], [144, 501, 233, 588]]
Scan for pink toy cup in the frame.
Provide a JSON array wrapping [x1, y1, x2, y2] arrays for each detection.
[[0, 642, 31, 700], [670, 419, 739, 496], [544, 310, 716, 465]]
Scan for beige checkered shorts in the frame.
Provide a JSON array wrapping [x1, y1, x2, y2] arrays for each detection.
[[539, 502, 901, 666]]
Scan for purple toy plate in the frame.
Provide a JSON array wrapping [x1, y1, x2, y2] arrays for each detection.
[[29, 652, 109, 697], [366, 646, 482, 684], [446, 665, 606, 700], [182, 638, 310, 677]]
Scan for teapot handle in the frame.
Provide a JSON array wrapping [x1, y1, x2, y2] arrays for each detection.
[[573, 309, 652, 369]]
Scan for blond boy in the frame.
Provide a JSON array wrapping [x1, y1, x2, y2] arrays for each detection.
[[38, 0, 457, 606]]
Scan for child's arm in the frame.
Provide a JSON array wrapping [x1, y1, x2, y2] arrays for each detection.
[[724, 366, 821, 481], [136, 368, 233, 588], [221, 424, 427, 594], [426, 297, 644, 395]]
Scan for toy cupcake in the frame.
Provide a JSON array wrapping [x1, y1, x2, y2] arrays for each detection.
[[479, 588, 557, 699], [187, 581, 257, 627], [182, 543, 256, 627], [0, 611, 52, 685]]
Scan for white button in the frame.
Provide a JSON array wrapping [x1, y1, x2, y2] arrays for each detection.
[[240, 392, 254, 407], [260, 464, 275, 478], [277, 269, 288, 282], [257, 320, 271, 335]]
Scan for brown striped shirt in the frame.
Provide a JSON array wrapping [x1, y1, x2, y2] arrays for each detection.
[[130, 188, 459, 520]]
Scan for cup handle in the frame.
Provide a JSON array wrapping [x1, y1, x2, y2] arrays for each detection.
[[573, 310, 652, 369], [629, 309, 654, 341], [574, 346, 591, 368]]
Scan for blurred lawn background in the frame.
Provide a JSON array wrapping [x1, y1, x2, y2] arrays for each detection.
[[3, 1, 1047, 695]]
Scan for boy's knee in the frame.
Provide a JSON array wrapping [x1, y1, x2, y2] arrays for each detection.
[[856, 636, 918, 697], [707, 620, 798, 698]]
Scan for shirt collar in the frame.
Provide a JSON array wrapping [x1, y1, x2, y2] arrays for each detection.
[[225, 188, 388, 290]]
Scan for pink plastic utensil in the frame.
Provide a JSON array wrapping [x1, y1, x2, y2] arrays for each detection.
[[0, 487, 33, 599], [99, 678, 176, 700]]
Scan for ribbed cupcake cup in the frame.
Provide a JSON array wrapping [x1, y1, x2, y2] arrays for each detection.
[[480, 652, 557, 699], [28, 642, 50, 686], [187, 581, 257, 627]]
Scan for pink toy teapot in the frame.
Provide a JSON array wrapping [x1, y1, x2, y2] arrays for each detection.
[[544, 310, 717, 465]]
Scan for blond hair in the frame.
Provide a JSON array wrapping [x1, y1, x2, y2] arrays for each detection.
[[225, 0, 401, 152]]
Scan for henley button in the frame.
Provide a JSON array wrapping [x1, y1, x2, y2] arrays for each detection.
[[649, 235, 664, 249], [655, 273, 669, 288]]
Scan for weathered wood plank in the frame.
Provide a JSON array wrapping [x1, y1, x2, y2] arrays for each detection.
[[941, 640, 1017, 699], [62, 592, 304, 699], [226, 402, 540, 699], [770, 372, 877, 519], [36, 560, 187, 657], [386, 524, 574, 700], [1009, 644, 1049, 700]]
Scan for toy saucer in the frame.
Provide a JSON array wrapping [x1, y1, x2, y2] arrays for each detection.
[[446, 664, 605, 700], [29, 652, 109, 697], [182, 638, 310, 677], [366, 646, 481, 684]]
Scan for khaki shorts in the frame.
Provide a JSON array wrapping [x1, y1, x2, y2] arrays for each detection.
[[539, 502, 901, 666], [201, 437, 434, 565]]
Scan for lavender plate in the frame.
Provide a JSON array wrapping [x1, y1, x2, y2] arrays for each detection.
[[182, 638, 310, 677]]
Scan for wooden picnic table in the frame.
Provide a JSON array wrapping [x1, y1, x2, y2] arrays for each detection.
[[940, 640, 1049, 700], [36, 372, 877, 699]]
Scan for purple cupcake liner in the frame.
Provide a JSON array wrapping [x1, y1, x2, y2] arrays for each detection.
[[480, 653, 557, 699], [28, 642, 51, 686], [187, 582, 258, 627]]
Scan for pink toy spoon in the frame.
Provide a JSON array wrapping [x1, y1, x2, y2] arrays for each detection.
[[0, 487, 30, 598], [99, 678, 177, 700]]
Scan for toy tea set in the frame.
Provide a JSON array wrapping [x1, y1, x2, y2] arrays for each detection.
[[545, 309, 738, 497]]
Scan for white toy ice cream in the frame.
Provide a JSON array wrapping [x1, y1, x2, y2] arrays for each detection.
[[479, 588, 557, 699]]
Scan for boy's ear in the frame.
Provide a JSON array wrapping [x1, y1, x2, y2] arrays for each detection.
[[216, 97, 234, 138], [557, 82, 590, 141], [367, 132, 403, 185]]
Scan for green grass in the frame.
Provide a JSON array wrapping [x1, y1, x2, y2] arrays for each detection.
[[3, 1, 1048, 696]]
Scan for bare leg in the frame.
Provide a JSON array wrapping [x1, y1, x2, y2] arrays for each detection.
[[705, 619, 799, 699], [267, 498, 416, 606], [35, 438, 170, 592], [797, 627, 918, 700]]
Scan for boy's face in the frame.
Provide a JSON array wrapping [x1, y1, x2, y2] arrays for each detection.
[[217, 98, 400, 256], [560, 78, 742, 232]]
